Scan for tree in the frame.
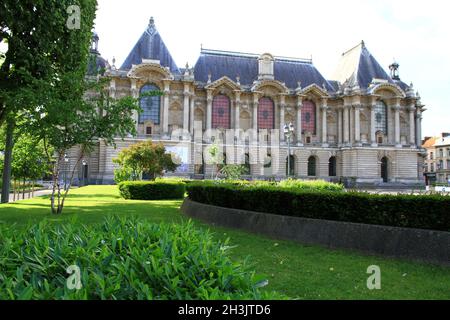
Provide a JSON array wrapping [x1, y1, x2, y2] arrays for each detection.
[[113, 141, 180, 181], [0, 0, 98, 202], [22, 77, 140, 214]]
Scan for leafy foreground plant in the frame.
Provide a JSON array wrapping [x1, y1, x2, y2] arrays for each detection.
[[0, 216, 282, 300]]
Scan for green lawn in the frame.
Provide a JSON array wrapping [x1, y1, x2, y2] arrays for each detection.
[[1, 185, 449, 300]]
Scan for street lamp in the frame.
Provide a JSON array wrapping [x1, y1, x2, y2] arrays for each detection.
[[63, 154, 69, 191], [284, 123, 295, 178], [81, 159, 88, 186]]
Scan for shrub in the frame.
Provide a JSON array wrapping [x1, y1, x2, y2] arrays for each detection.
[[0, 216, 280, 300], [118, 180, 186, 200], [113, 167, 141, 184], [278, 179, 344, 192], [186, 181, 450, 232]]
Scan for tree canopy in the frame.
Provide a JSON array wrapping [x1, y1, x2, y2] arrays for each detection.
[[113, 141, 181, 181]]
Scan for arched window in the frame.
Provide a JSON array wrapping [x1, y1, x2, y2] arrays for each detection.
[[244, 153, 251, 175], [375, 101, 388, 134], [258, 97, 275, 129], [139, 84, 161, 124], [329, 156, 337, 177], [212, 95, 231, 129], [381, 157, 389, 183], [307, 156, 317, 177], [302, 100, 316, 135], [286, 155, 295, 176]]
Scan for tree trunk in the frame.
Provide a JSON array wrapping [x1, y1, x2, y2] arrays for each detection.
[[50, 154, 62, 214], [22, 178, 26, 200], [1, 118, 15, 203]]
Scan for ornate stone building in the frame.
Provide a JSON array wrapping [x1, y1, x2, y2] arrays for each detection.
[[76, 17, 426, 187]]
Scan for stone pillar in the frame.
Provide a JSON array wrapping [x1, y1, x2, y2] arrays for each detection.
[[252, 94, 259, 131], [408, 104, 416, 146], [235, 91, 241, 131], [279, 101, 285, 142], [370, 102, 377, 147], [189, 94, 195, 135], [321, 99, 328, 147], [206, 89, 213, 131], [183, 83, 190, 133], [394, 103, 401, 147], [130, 79, 139, 134], [416, 108, 422, 147], [354, 104, 361, 145], [163, 80, 170, 135], [337, 107, 343, 145], [296, 96, 303, 146], [343, 105, 350, 145]]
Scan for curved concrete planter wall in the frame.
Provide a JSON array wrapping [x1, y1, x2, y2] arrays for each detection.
[[181, 199, 450, 267]]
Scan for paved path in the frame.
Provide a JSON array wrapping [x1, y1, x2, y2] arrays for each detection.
[[6, 189, 53, 203]]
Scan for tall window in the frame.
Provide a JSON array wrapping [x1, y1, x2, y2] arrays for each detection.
[[212, 95, 231, 129], [374, 100, 388, 134], [307, 156, 316, 177], [329, 156, 337, 177], [381, 157, 389, 183], [244, 154, 251, 175], [302, 100, 316, 135], [258, 97, 275, 129], [139, 84, 161, 124]]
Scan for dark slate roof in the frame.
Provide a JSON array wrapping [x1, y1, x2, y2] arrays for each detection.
[[394, 80, 411, 91], [194, 49, 334, 91], [121, 18, 179, 73], [87, 35, 109, 76], [332, 41, 396, 89]]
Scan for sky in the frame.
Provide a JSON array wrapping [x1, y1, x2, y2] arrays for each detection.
[[92, 0, 448, 137]]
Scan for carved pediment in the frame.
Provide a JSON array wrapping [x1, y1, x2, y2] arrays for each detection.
[[205, 76, 241, 91], [300, 84, 330, 98], [127, 62, 173, 81], [369, 83, 406, 98], [251, 79, 290, 95]]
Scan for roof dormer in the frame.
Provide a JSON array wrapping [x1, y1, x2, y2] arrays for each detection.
[[258, 53, 274, 80]]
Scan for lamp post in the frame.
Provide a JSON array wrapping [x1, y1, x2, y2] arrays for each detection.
[[82, 160, 88, 186], [284, 123, 295, 178], [63, 154, 69, 191]]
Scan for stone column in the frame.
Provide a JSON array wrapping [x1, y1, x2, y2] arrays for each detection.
[[183, 83, 190, 133], [408, 104, 416, 146], [321, 99, 328, 147], [416, 108, 422, 147], [354, 104, 361, 145], [279, 98, 285, 142], [337, 107, 343, 145], [252, 94, 259, 144], [189, 94, 195, 136], [296, 96, 303, 146], [370, 102, 377, 147], [252, 94, 259, 131], [235, 91, 241, 130], [206, 89, 213, 131], [163, 80, 170, 135], [130, 79, 139, 134], [343, 104, 350, 145], [394, 102, 401, 147]]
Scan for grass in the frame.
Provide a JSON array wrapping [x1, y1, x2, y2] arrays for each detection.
[[0, 185, 449, 300]]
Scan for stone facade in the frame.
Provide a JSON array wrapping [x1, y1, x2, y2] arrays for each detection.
[[423, 133, 450, 185], [73, 18, 427, 188]]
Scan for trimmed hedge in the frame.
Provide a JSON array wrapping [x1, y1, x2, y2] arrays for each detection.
[[0, 216, 281, 300], [186, 181, 450, 232], [118, 180, 186, 200]]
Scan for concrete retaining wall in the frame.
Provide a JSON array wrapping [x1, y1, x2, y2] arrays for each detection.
[[181, 198, 450, 266]]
